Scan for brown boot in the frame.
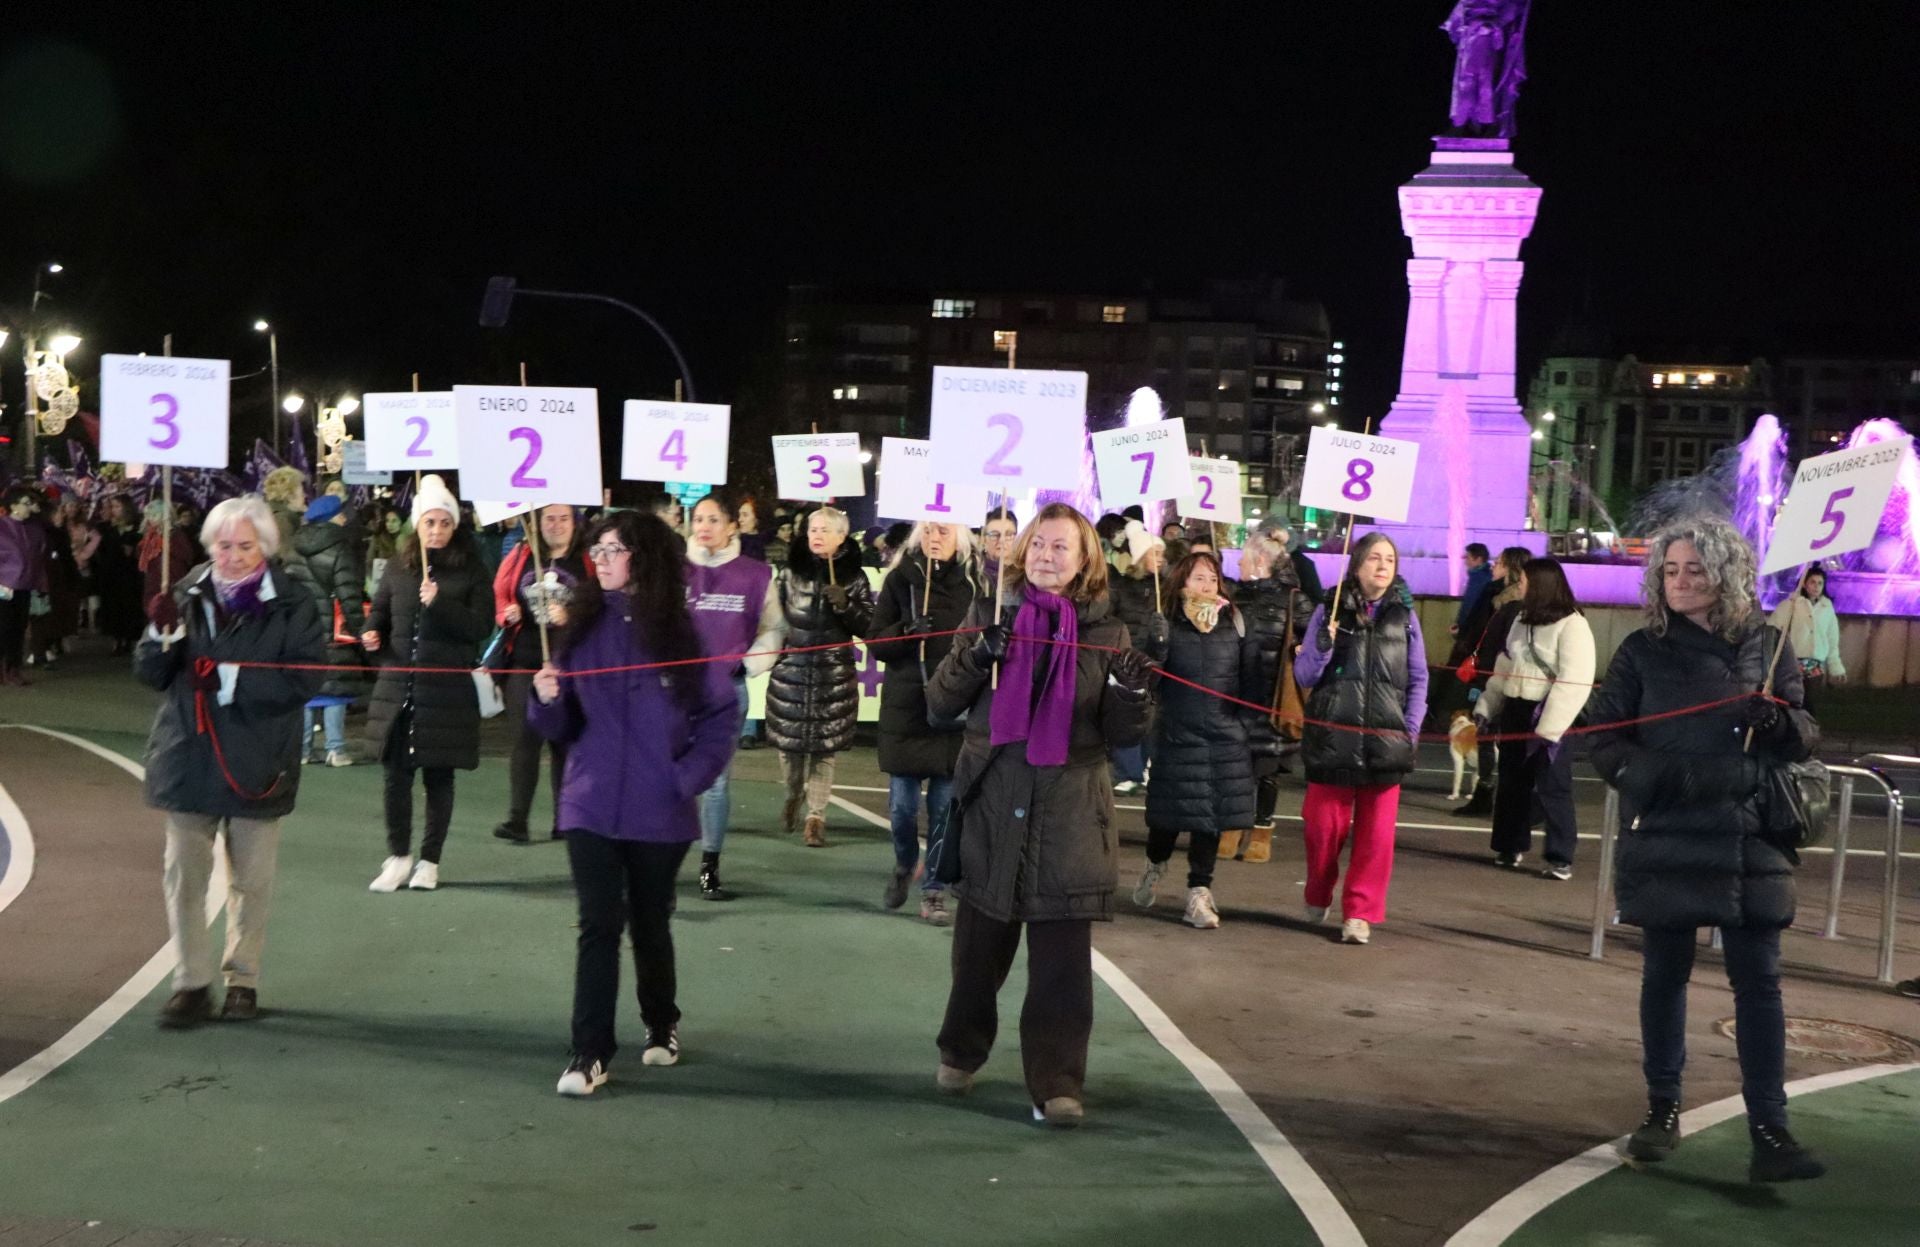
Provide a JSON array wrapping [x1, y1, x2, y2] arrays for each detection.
[[1218, 830, 1245, 860], [802, 815, 827, 848], [781, 793, 802, 834], [1242, 824, 1273, 863]]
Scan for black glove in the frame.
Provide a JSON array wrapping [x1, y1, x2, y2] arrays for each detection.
[[1743, 693, 1785, 738], [824, 583, 851, 613], [148, 592, 181, 633], [907, 613, 935, 640], [971, 624, 1010, 667], [1142, 615, 1170, 663], [1111, 647, 1153, 692]]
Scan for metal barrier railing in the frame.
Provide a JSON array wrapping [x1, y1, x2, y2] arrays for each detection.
[[1591, 762, 1907, 983]]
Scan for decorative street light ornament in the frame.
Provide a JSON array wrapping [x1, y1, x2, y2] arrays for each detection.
[[47, 388, 79, 422], [33, 360, 69, 400], [319, 409, 348, 448], [322, 449, 344, 473]]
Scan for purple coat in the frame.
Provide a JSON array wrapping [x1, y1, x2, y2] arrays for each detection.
[[527, 593, 739, 843], [0, 515, 48, 593]]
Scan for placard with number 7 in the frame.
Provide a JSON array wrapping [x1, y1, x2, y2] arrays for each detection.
[[621, 400, 731, 486], [1091, 417, 1193, 510], [363, 391, 459, 470], [99, 354, 232, 469], [453, 384, 603, 507], [1175, 457, 1244, 525]]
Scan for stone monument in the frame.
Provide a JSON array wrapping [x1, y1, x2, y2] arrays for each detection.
[[1376, 1, 1541, 585]]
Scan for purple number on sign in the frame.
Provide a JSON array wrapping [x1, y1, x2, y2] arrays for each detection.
[[1809, 486, 1854, 550], [1197, 474, 1215, 510], [982, 412, 1024, 476], [806, 453, 829, 489], [508, 427, 549, 488], [1130, 450, 1154, 494], [1342, 458, 1375, 502], [404, 416, 432, 457], [929, 483, 952, 513], [660, 428, 689, 472], [148, 393, 182, 450]]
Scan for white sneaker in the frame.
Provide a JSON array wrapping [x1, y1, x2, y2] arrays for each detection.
[[1183, 886, 1221, 929], [1305, 904, 1330, 924], [1342, 918, 1371, 945], [326, 750, 353, 768], [1113, 780, 1140, 795], [1132, 862, 1166, 908], [408, 860, 439, 891], [369, 855, 413, 893], [557, 1054, 608, 1096], [641, 1027, 680, 1067]]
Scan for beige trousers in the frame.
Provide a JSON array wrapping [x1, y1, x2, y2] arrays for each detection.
[[163, 812, 281, 992]]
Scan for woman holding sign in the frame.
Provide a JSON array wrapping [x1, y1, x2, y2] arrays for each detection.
[[685, 491, 784, 900], [492, 504, 591, 844], [1768, 567, 1845, 714], [1293, 533, 1429, 946], [865, 520, 984, 923], [1581, 517, 1823, 1183], [362, 476, 494, 893], [528, 511, 739, 1095], [766, 507, 873, 848], [926, 503, 1154, 1127]]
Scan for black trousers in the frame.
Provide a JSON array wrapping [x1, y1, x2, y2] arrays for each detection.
[[504, 670, 568, 830], [384, 762, 456, 863], [1641, 925, 1787, 1127], [1254, 759, 1284, 825], [1146, 826, 1222, 889], [937, 902, 1093, 1106], [1489, 698, 1577, 864], [566, 832, 690, 1062], [0, 592, 28, 671]]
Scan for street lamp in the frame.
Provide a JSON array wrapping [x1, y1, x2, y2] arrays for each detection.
[[478, 275, 697, 401], [283, 393, 306, 415], [256, 320, 282, 451], [48, 333, 81, 356]]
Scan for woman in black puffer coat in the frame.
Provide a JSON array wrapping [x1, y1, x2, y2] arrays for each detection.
[[360, 477, 494, 894], [1582, 516, 1823, 1184], [1234, 522, 1313, 859], [282, 497, 368, 763], [766, 507, 874, 847], [1134, 551, 1261, 931]]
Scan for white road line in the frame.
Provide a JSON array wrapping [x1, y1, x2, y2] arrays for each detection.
[[0, 726, 228, 1109], [1444, 1061, 1920, 1247], [0, 775, 36, 919], [828, 789, 1368, 1247]]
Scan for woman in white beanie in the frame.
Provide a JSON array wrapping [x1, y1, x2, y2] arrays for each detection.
[[360, 475, 494, 892]]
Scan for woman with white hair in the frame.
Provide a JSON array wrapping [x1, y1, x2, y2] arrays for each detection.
[[136, 494, 324, 1026], [360, 475, 494, 893], [765, 506, 873, 847]]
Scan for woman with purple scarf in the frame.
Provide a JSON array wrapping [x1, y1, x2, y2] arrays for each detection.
[[136, 495, 324, 1027], [925, 503, 1154, 1128]]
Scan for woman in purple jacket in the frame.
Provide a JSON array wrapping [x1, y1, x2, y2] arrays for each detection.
[[530, 510, 739, 1097]]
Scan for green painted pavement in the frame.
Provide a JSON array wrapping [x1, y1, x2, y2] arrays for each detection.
[[1503, 1070, 1920, 1246], [0, 735, 1317, 1247]]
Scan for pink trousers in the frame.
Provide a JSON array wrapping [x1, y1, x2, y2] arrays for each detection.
[[1301, 781, 1401, 923]]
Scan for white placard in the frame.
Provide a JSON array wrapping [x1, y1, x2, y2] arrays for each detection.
[[928, 365, 1087, 491], [99, 354, 231, 469], [1299, 426, 1422, 523], [876, 437, 989, 525], [362, 391, 459, 469], [1092, 418, 1194, 510], [473, 500, 534, 527], [453, 385, 603, 507], [1761, 436, 1915, 574], [773, 432, 866, 500], [340, 441, 392, 486], [1175, 457, 1243, 524], [621, 400, 730, 485]]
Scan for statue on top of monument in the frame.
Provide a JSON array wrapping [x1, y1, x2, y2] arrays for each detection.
[[1443, 0, 1530, 139]]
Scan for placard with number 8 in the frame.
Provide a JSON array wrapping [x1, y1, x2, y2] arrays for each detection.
[[621, 399, 731, 486], [363, 391, 460, 469], [1298, 425, 1422, 524], [453, 384, 603, 506], [100, 354, 232, 469]]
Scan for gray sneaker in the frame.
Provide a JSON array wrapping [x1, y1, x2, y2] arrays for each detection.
[[884, 867, 913, 911], [1132, 862, 1166, 908], [919, 891, 952, 926]]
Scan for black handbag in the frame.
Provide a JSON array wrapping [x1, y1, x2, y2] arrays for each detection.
[[1765, 759, 1832, 850]]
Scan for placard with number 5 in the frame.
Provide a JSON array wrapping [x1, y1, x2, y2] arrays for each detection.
[[1760, 435, 1913, 573], [363, 391, 459, 469], [453, 384, 603, 507], [927, 365, 1088, 491], [876, 437, 988, 525], [621, 400, 730, 486], [1175, 457, 1244, 524], [773, 431, 866, 501], [1298, 426, 1421, 523], [1091, 417, 1193, 510], [99, 354, 231, 469]]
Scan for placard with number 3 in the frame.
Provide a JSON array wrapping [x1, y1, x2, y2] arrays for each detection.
[[453, 384, 603, 507], [99, 354, 232, 469], [622, 400, 731, 486]]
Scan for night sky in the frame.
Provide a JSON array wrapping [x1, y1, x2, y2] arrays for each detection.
[[4, 2, 1917, 447]]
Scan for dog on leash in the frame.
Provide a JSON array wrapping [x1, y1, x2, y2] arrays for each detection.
[[1447, 710, 1479, 800]]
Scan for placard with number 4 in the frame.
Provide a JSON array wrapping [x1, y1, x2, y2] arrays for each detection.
[[622, 400, 731, 486], [453, 384, 603, 507], [363, 391, 459, 469], [99, 354, 232, 469]]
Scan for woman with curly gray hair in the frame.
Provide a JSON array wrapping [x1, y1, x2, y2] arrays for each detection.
[[1581, 514, 1824, 1183]]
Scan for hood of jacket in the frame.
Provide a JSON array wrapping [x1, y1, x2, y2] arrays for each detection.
[[785, 540, 864, 583], [687, 536, 743, 568], [293, 521, 349, 560]]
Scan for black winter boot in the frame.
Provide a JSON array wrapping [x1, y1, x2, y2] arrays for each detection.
[[1749, 1123, 1825, 1183], [1454, 780, 1494, 817], [1625, 1097, 1681, 1161], [699, 851, 729, 901]]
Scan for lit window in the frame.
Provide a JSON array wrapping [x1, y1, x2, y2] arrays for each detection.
[[1254, 375, 1270, 389], [1328, 353, 1345, 363], [1330, 367, 1341, 377], [1651, 373, 1665, 387], [832, 388, 844, 400], [1698, 371, 1716, 385], [1277, 377, 1304, 392], [1332, 340, 1345, 349], [1909, 369, 1920, 385], [1329, 381, 1342, 392], [931, 298, 976, 319], [1102, 304, 1127, 323], [992, 330, 1017, 353]]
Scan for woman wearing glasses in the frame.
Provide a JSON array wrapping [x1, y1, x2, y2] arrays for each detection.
[[531, 512, 739, 1095]]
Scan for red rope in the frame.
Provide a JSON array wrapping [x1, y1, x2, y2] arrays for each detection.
[[193, 657, 284, 802]]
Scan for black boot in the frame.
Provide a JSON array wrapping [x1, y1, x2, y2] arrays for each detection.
[[699, 851, 729, 901], [158, 986, 214, 1029], [492, 819, 531, 844], [1625, 1097, 1681, 1161], [1749, 1123, 1825, 1183], [1454, 780, 1494, 817]]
